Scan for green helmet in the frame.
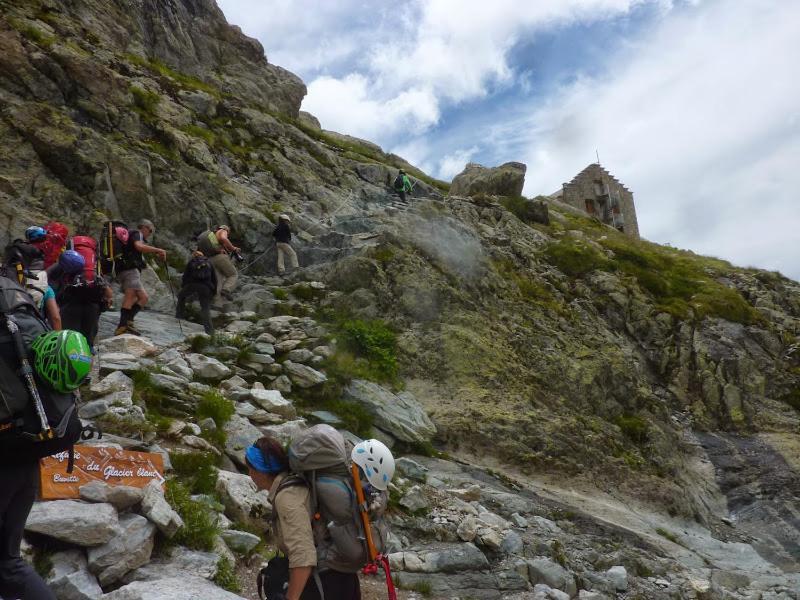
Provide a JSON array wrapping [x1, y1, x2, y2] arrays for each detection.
[[32, 330, 92, 393]]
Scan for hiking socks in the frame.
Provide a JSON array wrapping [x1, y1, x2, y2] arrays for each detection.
[[117, 307, 132, 328], [130, 303, 142, 319]]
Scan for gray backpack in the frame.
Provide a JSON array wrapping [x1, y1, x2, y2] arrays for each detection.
[[196, 230, 221, 256], [279, 424, 388, 573]]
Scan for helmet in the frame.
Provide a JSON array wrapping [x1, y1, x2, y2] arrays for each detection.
[[351, 439, 395, 490], [58, 250, 85, 275], [279, 214, 291, 222], [25, 226, 47, 242], [31, 330, 92, 393]]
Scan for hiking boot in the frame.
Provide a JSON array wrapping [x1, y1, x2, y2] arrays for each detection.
[[114, 325, 127, 336], [125, 324, 142, 336], [221, 290, 234, 301]]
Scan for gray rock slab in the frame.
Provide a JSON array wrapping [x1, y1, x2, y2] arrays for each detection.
[[216, 469, 272, 529], [528, 557, 577, 597], [26, 501, 118, 546], [221, 529, 261, 553], [186, 353, 232, 379], [79, 481, 144, 511], [344, 379, 436, 443], [103, 575, 246, 599], [283, 360, 327, 387], [46, 549, 103, 600], [97, 334, 157, 357], [140, 481, 184, 538], [98, 311, 204, 347], [396, 457, 428, 482], [87, 513, 155, 585], [123, 548, 220, 583], [249, 389, 296, 418], [90, 371, 133, 396], [223, 414, 263, 467]]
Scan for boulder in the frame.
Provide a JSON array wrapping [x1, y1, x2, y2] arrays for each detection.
[[140, 481, 184, 538], [79, 399, 109, 419], [401, 543, 489, 573], [79, 481, 144, 511], [261, 419, 307, 445], [400, 485, 428, 512], [95, 389, 133, 408], [25, 501, 118, 546], [283, 361, 327, 388], [344, 380, 436, 443], [223, 414, 263, 466], [249, 389, 296, 418], [90, 371, 134, 396], [215, 469, 272, 529], [123, 548, 220, 583], [450, 161, 527, 198], [287, 348, 315, 363], [186, 353, 232, 379], [527, 557, 577, 597], [396, 457, 428, 482], [606, 565, 628, 591], [269, 375, 292, 393], [457, 516, 479, 542], [221, 529, 261, 554], [46, 549, 103, 600], [97, 334, 157, 357], [87, 513, 156, 585], [103, 576, 245, 599]]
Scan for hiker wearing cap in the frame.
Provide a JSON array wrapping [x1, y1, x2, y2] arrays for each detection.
[[114, 219, 166, 336], [393, 169, 413, 202], [272, 214, 299, 276], [175, 250, 217, 334]]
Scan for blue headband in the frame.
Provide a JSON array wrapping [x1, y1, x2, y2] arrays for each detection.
[[246, 445, 285, 474]]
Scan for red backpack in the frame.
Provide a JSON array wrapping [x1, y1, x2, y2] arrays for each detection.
[[33, 221, 69, 269], [70, 236, 98, 283]]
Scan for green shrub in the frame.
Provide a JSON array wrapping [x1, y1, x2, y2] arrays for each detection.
[[655, 527, 679, 544], [130, 369, 168, 412], [165, 480, 219, 551], [130, 85, 160, 115], [182, 124, 216, 145], [189, 334, 211, 353], [615, 414, 649, 445], [338, 319, 398, 382], [94, 413, 155, 439], [395, 577, 432, 596], [126, 54, 221, 97], [499, 195, 529, 221], [273, 288, 288, 301], [291, 283, 324, 301], [325, 400, 374, 439], [170, 451, 218, 495], [544, 239, 608, 276], [213, 557, 241, 593], [781, 389, 800, 411], [21, 25, 55, 47]]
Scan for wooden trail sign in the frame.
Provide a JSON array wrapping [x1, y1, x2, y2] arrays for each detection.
[[39, 445, 165, 500]]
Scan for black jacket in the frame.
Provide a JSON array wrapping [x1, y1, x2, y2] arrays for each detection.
[[272, 221, 292, 244]]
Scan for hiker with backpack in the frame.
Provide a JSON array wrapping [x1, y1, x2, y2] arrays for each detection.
[[49, 243, 112, 349], [393, 169, 413, 203], [272, 214, 299, 277], [0, 273, 91, 600], [175, 250, 217, 334], [247, 427, 396, 600], [197, 225, 240, 305], [111, 219, 167, 336]]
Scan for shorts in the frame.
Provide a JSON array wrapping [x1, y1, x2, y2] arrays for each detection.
[[117, 268, 143, 291]]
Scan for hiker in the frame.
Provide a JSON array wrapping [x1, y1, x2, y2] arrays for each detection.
[[49, 245, 112, 349], [114, 219, 166, 336], [393, 169, 413, 202], [175, 251, 217, 334], [197, 225, 240, 305], [1, 278, 90, 600], [247, 433, 395, 600], [272, 214, 299, 276]]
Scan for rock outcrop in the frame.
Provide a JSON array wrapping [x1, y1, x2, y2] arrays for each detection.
[[450, 161, 527, 197]]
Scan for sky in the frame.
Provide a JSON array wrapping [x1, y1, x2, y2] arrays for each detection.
[[217, 0, 800, 281]]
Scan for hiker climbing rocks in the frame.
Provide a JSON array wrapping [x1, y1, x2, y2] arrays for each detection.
[[175, 250, 217, 334], [272, 214, 299, 276], [114, 219, 166, 336], [49, 242, 112, 349], [393, 169, 413, 202], [197, 225, 240, 305], [248, 429, 395, 600]]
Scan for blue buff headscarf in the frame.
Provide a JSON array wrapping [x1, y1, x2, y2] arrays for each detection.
[[245, 445, 285, 474]]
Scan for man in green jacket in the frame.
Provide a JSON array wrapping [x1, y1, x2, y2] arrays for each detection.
[[393, 169, 413, 202]]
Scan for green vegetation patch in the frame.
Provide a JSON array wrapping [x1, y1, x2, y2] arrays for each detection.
[[165, 480, 219, 551], [212, 557, 241, 593], [655, 527, 680, 544], [170, 451, 218, 495], [337, 318, 399, 383], [544, 238, 609, 276], [130, 85, 160, 116], [781, 388, 800, 412], [126, 54, 221, 97], [615, 414, 650, 445], [197, 390, 235, 428]]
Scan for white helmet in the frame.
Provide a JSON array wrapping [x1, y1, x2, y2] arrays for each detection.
[[351, 439, 395, 490]]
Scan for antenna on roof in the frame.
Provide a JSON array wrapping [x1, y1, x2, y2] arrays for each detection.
[[596, 149, 601, 165]]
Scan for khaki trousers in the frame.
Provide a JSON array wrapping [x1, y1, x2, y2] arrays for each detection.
[[276, 242, 299, 274], [209, 253, 238, 300]]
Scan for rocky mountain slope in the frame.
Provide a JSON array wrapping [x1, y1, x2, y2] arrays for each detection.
[[1, 0, 799, 598]]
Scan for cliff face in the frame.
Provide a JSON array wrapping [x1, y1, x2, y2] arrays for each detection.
[[1, 1, 800, 595]]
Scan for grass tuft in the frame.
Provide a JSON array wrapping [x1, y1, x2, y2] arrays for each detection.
[[165, 480, 220, 551], [170, 451, 218, 495]]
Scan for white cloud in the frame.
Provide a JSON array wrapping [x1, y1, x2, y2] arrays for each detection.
[[518, 0, 800, 278], [438, 146, 480, 180]]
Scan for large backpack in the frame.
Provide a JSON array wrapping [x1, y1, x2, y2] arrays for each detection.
[[31, 221, 69, 269], [197, 230, 222, 256], [278, 424, 389, 573], [99, 220, 131, 275], [59, 237, 108, 304], [186, 255, 214, 284], [0, 275, 82, 466], [4, 240, 48, 306], [393, 174, 405, 191]]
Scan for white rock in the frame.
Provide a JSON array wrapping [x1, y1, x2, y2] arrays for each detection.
[[140, 481, 184, 538], [97, 334, 157, 357], [185, 353, 232, 379], [221, 529, 261, 554], [103, 575, 245, 599], [511, 512, 529, 528], [216, 469, 272, 529], [79, 481, 143, 511], [96, 389, 133, 408], [261, 419, 307, 445], [182, 435, 221, 455], [220, 375, 248, 391], [249, 389, 296, 418], [287, 348, 314, 363], [606, 566, 628, 591], [226, 320, 254, 333], [283, 361, 327, 388], [26, 501, 118, 546], [269, 375, 292, 393], [46, 549, 104, 600], [87, 513, 156, 585], [477, 527, 503, 549], [399, 486, 428, 512], [90, 371, 134, 396]]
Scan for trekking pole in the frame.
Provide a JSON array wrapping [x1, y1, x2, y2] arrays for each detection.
[[160, 256, 184, 336], [5, 316, 53, 440], [351, 463, 398, 600]]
